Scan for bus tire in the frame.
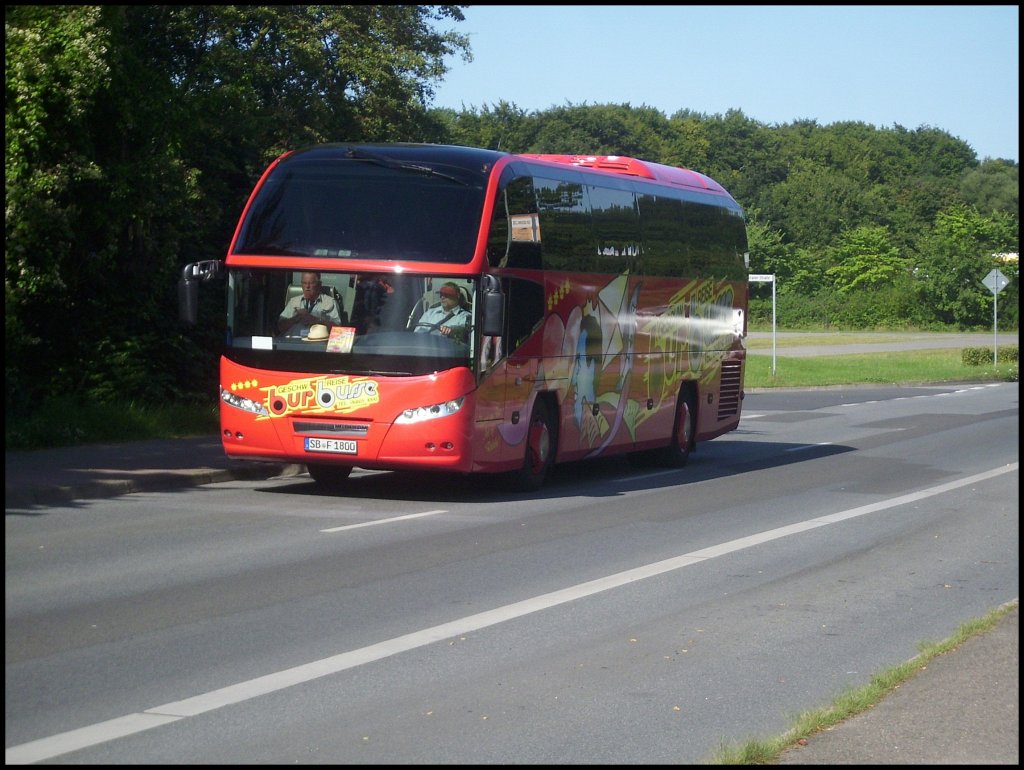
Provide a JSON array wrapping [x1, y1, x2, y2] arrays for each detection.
[[657, 386, 696, 468], [510, 398, 556, 492], [307, 463, 353, 486]]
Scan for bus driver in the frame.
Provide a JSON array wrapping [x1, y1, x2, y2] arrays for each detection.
[[412, 282, 469, 338]]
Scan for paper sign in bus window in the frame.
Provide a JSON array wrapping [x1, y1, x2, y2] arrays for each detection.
[[510, 213, 541, 242]]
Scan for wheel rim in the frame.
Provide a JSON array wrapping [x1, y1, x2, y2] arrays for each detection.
[[677, 400, 692, 448], [527, 416, 550, 473]]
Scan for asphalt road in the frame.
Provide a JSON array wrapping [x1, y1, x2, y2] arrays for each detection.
[[5, 382, 1018, 764]]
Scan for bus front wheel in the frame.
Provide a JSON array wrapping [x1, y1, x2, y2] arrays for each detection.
[[510, 399, 556, 492], [307, 463, 353, 486]]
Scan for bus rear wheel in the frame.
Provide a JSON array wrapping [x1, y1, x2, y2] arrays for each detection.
[[510, 399, 556, 492], [657, 388, 696, 468], [307, 463, 353, 486]]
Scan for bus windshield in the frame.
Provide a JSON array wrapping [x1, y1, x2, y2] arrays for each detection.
[[226, 268, 478, 377], [232, 150, 487, 263]]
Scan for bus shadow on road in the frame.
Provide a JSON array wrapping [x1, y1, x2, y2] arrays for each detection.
[[540, 440, 855, 498], [254, 440, 856, 502]]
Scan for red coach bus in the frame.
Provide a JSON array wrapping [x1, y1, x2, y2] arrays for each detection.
[[179, 144, 750, 490]]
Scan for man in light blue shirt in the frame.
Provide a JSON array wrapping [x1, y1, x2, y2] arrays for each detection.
[[412, 282, 470, 339]]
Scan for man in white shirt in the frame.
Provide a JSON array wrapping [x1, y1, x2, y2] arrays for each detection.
[[278, 272, 343, 337]]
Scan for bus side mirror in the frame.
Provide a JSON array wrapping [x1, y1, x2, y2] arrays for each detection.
[[178, 270, 199, 325], [178, 260, 224, 325], [481, 292, 504, 337], [480, 274, 504, 337]]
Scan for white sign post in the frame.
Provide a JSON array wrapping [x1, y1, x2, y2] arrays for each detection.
[[981, 268, 1009, 365], [749, 274, 776, 376]]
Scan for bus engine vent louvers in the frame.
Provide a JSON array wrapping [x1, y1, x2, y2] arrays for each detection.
[[717, 361, 743, 420], [293, 421, 369, 436]]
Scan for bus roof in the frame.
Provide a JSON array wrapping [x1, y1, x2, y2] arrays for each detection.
[[517, 153, 729, 195], [279, 145, 731, 197]]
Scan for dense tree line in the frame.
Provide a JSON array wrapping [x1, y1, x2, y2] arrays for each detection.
[[6, 6, 1018, 416]]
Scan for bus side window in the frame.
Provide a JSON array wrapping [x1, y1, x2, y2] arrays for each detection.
[[488, 175, 541, 269], [534, 177, 592, 273], [506, 277, 545, 352]]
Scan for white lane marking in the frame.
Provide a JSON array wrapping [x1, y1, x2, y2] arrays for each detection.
[[320, 510, 448, 533], [7, 462, 1017, 765], [784, 442, 833, 452]]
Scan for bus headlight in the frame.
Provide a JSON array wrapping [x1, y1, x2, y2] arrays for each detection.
[[221, 388, 270, 416], [395, 397, 465, 424]]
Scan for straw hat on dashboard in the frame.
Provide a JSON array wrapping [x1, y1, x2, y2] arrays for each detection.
[[303, 324, 330, 342]]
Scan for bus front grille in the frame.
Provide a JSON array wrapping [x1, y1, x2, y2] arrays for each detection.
[[293, 421, 370, 436]]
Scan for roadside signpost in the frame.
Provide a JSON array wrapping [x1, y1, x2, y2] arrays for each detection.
[[981, 268, 1009, 364], [749, 274, 776, 376]]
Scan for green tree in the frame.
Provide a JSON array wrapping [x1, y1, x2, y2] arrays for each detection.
[[959, 158, 1019, 216], [744, 214, 793, 278], [914, 204, 1018, 328], [825, 225, 907, 294], [5, 5, 111, 410], [783, 245, 832, 296], [899, 124, 979, 177], [759, 158, 872, 248], [433, 99, 533, 151], [524, 102, 671, 159], [663, 109, 713, 172], [5, 5, 471, 414], [701, 108, 782, 208]]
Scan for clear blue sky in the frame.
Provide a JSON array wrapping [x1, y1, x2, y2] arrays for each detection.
[[432, 5, 1019, 163]]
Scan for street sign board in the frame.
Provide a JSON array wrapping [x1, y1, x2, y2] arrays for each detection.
[[982, 268, 1009, 294], [748, 274, 775, 282]]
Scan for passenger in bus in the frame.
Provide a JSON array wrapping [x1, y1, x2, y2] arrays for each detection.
[[412, 282, 470, 339], [350, 274, 395, 334], [278, 272, 343, 337]]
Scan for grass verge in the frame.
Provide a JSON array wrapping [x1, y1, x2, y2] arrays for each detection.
[[5, 400, 219, 451], [745, 348, 1017, 389], [707, 600, 1019, 764]]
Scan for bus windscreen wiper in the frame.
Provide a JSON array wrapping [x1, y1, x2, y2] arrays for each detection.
[[343, 147, 469, 185]]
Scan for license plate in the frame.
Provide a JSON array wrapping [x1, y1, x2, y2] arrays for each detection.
[[304, 437, 357, 454]]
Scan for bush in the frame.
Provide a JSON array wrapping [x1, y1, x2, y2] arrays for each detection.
[[748, 286, 937, 331], [962, 344, 1018, 366]]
